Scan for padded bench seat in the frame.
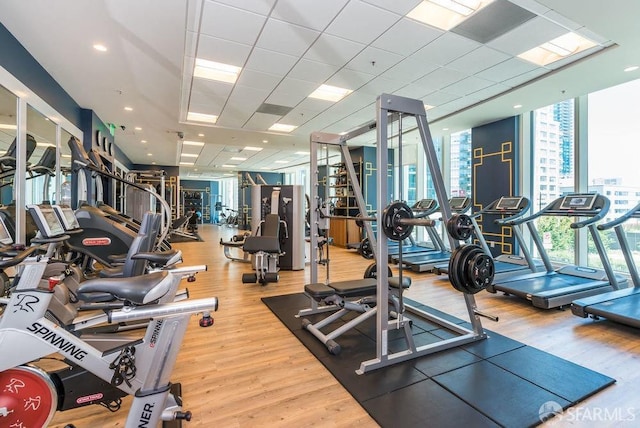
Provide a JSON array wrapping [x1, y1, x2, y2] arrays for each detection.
[[220, 240, 244, 248], [305, 277, 412, 300], [243, 236, 280, 254]]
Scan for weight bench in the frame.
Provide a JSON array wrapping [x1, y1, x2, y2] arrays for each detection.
[[241, 214, 284, 285], [301, 276, 411, 355]]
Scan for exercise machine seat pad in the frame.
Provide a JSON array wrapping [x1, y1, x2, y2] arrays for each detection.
[[243, 236, 280, 254], [77, 271, 171, 305]]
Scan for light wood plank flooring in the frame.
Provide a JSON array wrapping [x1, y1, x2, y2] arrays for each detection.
[[49, 224, 640, 427]]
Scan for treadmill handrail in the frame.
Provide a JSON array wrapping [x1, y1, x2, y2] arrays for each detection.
[[597, 200, 640, 230], [570, 196, 610, 229]]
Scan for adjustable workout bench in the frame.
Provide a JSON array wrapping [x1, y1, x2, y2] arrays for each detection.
[[301, 276, 411, 355], [241, 213, 285, 284]]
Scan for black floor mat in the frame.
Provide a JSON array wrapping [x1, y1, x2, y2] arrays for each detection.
[[263, 293, 615, 427]]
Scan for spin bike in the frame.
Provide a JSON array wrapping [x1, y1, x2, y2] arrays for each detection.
[[0, 247, 218, 427]]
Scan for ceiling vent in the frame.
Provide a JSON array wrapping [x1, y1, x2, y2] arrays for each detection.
[[256, 103, 293, 116], [451, 0, 536, 44]]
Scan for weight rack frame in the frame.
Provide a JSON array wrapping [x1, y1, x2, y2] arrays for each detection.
[[305, 93, 488, 374]]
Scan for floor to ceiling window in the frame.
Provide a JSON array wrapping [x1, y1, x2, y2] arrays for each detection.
[[587, 78, 640, 273]]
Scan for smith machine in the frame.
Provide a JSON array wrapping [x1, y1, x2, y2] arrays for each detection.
[[305, 94, 497, 374]]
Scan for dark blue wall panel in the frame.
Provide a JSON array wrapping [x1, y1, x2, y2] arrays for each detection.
[[471, 116, 519, 256]]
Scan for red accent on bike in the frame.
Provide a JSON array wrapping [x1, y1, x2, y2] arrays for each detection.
[[81, 237, 112, 246], [0, 367, 57, 427]]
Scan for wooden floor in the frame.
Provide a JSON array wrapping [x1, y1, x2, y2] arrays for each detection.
[[49, 224, 640, 427]]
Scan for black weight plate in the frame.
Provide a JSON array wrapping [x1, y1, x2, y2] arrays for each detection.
[[355, 213, 364, 228], [363, 262, 393, 279], [358, 238, 374, 259], [464, 251, 494, 293], [447, 214, 473, 241], [459, 246, 483, 294], [448, 245, 474, 293], [382, 201, 414, 241]]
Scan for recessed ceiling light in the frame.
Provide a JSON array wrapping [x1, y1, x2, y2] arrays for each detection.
[[274, 160, 289, 164], [309, 84, 353, 102], [93, 44, 107, 52], [443, 128, 449, 131], [147, 153, 153, 156], [262, 140, 268, 143], [518, 32, 597, 66], [268, 123, 297, 133], [193, 58, 241, 84], [243, 146, 263, 151], [183, 141, 205, 147], [181, 153, 199, 158], [124, 106, 133, 111], [222, 164, 235, 168], [134, 127, 142, 131], [0, 124, 17, 130], [61, 154, 71, 158], [179, 162, 195, 166], [424, 104, 435, 110], [230, 157, 247, 161], [141, 140, 147, 143], [194, 168, 198, 171], [260, 167, 271, 170], [514, 104, 522, 109], [407, 0, 493, 31], [624, 66, 639, 72], [152, 161, 156, 165], [198, 133, 205, 137], [295, 151, 310, 155], [187, 112, 218, 124]]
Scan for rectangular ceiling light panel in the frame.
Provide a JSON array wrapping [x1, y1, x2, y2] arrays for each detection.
[[194, 58, 241, 84], [518, 32, 597, 66], [308, 84, 353, 102], [183, 141, 206, 146], [268, 123, 297, 132], [187, 112, 218, 123], [407, 0, 494, 31]]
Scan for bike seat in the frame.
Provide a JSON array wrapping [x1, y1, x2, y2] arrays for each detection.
[[76, 271, 172, 305]]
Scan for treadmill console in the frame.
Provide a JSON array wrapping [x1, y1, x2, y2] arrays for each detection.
[[559, 194, 597, 211], [52, 205, 80, 231], [0, 215, 13, 245], [413, 199, 437, 211], [27, 205, 66, 238], [495, 197, 523, 211], [449, 197, 469, 212]]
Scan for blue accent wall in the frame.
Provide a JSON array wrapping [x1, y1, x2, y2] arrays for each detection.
[[0, 22, 82, 128], [471, 116, 519, 256]]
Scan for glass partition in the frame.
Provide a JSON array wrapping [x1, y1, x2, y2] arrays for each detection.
[[26, 105, 57, 205], [0, 85, 17, 205]]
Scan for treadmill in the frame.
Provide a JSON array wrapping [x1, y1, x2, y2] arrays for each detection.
[[572, 201, 640, 326], [486, 193, 628, 309], [434, 196, 544, 282], [388, 198, 440, 261], [401, 197, 472, 272]]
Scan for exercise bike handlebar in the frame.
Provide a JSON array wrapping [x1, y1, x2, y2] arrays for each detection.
[[0, 245, 41, 269]]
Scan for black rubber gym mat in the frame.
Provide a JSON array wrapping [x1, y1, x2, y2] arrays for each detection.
[[263, 294, 615, 427]]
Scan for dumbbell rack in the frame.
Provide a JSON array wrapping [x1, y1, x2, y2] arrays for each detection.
[[306, 94, 490, 374]]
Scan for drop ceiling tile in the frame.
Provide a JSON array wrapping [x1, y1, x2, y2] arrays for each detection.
[[188, 100, 222, 116], [545, 45, 602, 70], [191, 79, 234, 100], [413, 67, 467, 93], [380, 56, 439, 82], [465, 83, 511, 103], [422, 90, 460, 107], [200, 1, 265, 45], [325, 68, 375, 90], [361, 0, 422, 15], [475, 57, 539, 84], [393, 82, 433, 99], [304, 33, 366, 67], [207, 0, 276, 16], [295, 97, 336, 114], [190, 89, 227, 108], [228, 85, 271, 110], [256, 18, 320, 56], [271, 0, 349, 31], [196, 34, 252, 66], [236, 69, 282, 91], [244, 48, 299, 77], [542, 10, 582, 30], [412, 32, 481, 67], [447, 46, 511, 75], [266, 77, 318, 106], [325, 0, 401, 44], [443, 76, 493, 97], [358, 76, 406, 96], [487, 16, 568, 56], [507, 0, 550, 16], [345, 46, 404, 74], [288, 59, 340, 83], [574, 27, 610, 45], [372, 17, 443, 57], [245, 112, 281, 131], [501, 68, 548, 87]]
